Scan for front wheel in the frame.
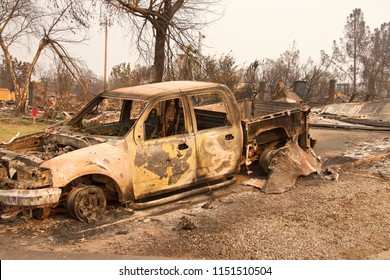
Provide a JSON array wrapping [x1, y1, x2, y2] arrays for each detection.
[[66, 185, 106, 223]]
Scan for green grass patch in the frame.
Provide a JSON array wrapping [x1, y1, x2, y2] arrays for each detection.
[[0, 118, 49, 143]]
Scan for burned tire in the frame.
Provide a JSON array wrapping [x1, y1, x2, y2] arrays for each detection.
[[66, 185, 106, 223], [259, 142, 281, 175], [259, 148, 276, 175]]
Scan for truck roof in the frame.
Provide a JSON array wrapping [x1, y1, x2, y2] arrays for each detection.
[[102, 81, 225, 100]]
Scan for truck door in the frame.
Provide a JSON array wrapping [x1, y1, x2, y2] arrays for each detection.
[[189, 91, 242, 181], [129, 97, 197, 200]]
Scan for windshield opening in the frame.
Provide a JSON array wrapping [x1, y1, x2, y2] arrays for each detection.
[[71, 97, 148, 137]]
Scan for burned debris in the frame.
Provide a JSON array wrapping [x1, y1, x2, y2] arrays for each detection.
[[262, 141, 321, 194], [310, 100, 390, 130]]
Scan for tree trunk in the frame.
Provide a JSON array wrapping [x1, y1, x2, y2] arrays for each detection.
[[152, 0, 184, 83], [364, 77, 376, 101], [0, 37, 46, 114], [154, 23, 168, 83], [15, 86, 28, 114]]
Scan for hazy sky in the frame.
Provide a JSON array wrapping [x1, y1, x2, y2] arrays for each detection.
[[69, 0, 390, 77]]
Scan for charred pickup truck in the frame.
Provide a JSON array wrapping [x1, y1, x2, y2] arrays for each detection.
[[0, 81, 320, 222]]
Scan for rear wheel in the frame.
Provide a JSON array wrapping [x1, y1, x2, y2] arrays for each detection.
[[259, 142, 282, 175], [66, 185, 106, 223]]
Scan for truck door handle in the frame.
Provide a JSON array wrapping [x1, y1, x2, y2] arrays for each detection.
[[225, 134, 234, 140], [178, 143, 189, 150]]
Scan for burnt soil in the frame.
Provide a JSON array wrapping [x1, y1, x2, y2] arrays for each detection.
[[0, 128, 389, 260]]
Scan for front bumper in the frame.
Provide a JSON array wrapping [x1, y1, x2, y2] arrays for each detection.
[[0, 188, 62, 206]]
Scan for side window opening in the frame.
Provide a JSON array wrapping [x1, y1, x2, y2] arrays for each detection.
[[120, 100, 146, 136], [190, 92, 231, 131], [144, 98, 187, 140]]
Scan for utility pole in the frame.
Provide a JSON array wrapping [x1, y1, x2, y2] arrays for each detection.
[[198, 32, 205, 75], [103, 19, 108, 91]]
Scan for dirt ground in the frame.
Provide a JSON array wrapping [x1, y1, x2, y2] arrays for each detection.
[[0, 127, 389, 260]]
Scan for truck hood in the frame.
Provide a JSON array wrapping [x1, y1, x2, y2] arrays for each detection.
[[1, 128, 131, 192], [0, 129, 108, 163]]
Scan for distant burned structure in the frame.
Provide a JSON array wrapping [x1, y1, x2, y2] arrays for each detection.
[[0, 88, 15, 102]]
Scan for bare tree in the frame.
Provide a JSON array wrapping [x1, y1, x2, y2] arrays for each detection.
[[47, 39, 91, 101], [257, 45, 302, 98], [101, 0, 220, 83], [55, 60, 75, 99], [362, 22, 390, 101], [345, 9, 370, 101], [332, 8, 370, 102], [300, 51, 336, 102], [280, 41, 301, 85], [0, 0, 89, 113]]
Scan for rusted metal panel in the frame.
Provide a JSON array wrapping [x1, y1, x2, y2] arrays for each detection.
[[252, 101, 301, 116], [1, 133, 46, 153], [41, 140, 132, 201], [195, 128, 242, 180], [240, 99, 314, 175], [242, 110, 308, 146], [189, 89, 243, 181], [262, 141, 321, 193], [129, 136, 197, 200]]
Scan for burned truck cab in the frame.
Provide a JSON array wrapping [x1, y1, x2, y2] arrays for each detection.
[[0, 81, 244, 222]]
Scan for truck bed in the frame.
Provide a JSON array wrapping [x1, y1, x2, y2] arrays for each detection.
[[237, 99, 311, 149], [237, 99, 302, 118]]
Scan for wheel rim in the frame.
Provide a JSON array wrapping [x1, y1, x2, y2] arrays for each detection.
[[66, 186, 106, 223], [259, 142, 281, 175]]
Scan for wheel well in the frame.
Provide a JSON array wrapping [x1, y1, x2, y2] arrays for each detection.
[[64, 174, 122, 201], [255, 127, 288, 148]]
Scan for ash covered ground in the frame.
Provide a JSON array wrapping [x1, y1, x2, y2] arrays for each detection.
[[0, 128, 389, 260]]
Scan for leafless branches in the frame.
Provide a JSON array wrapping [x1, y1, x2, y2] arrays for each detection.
[[102, 0, 222, 82], [0, 0, 90, 112]]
